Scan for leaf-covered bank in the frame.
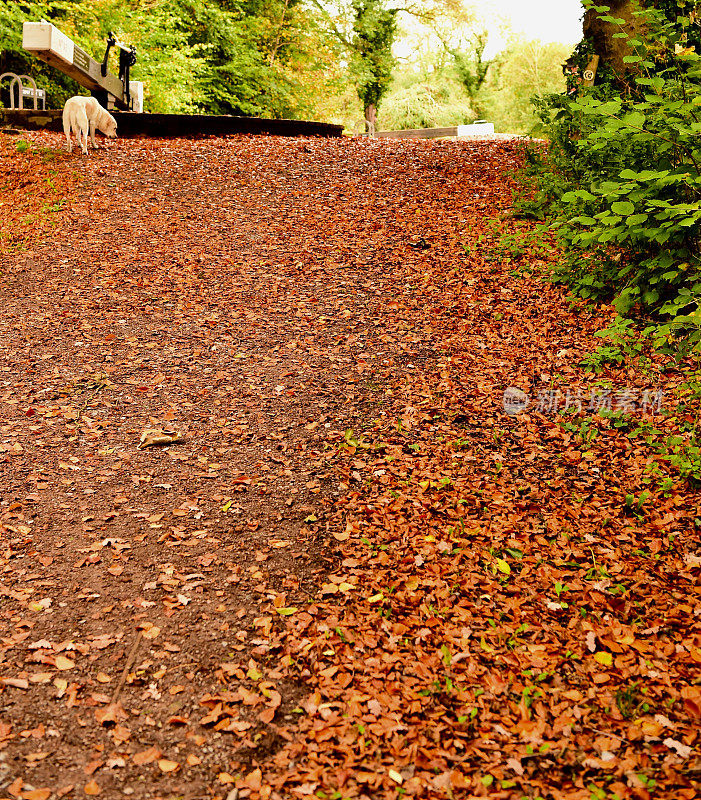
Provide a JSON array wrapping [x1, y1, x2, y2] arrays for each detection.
[[0, 133, 698, 799]]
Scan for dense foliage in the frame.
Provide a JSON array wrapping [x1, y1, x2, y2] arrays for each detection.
[[513, 1, 701, 486], [380, 64, 473, 130], [0, 0, 338, 117], [526, 1, 701, 345]]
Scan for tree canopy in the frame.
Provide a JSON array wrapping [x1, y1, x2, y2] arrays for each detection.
[[0, 0, 339, 117], [1, 0, 571, 132]]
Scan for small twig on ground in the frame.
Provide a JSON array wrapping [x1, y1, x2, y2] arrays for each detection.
[[111, 630, 143, 704], [582, 726, 630, 743]]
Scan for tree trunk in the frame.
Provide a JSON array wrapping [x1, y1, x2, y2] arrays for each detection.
[[583, 0, 643, 77], [365, 103, 376, 136]]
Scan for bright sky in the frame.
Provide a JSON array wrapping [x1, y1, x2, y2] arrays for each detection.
[[395, 0, 583, 62], [480, 0, 583, 46]]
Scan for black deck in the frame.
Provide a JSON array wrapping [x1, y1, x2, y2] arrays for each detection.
[[0, 109, 343, 138]]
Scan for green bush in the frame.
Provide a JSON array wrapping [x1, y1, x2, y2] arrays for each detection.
[[527, 2, 701, 349]]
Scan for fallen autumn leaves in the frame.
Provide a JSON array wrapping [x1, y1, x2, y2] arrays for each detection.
[[0, 132, 699, 800]]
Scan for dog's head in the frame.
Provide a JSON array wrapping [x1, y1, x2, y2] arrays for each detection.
[[104, 118, 118, 138]]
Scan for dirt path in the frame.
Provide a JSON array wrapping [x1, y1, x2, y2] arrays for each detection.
[[0, 133, 699, 800]]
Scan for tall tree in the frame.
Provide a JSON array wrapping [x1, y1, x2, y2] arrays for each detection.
[[310, 0, 397, 133], [446, 31, 492, 116], [408, 3, 496, 119], [350, 0, 396, 133]]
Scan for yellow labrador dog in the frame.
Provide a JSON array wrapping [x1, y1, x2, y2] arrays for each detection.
[[62, 96, 117, 155]]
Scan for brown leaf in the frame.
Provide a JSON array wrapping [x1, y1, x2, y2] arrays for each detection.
[[2, 678, 29, 690], [132, 746, 161, 766], [23, 791, 51, 800], [95, 702, 127, 727]]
